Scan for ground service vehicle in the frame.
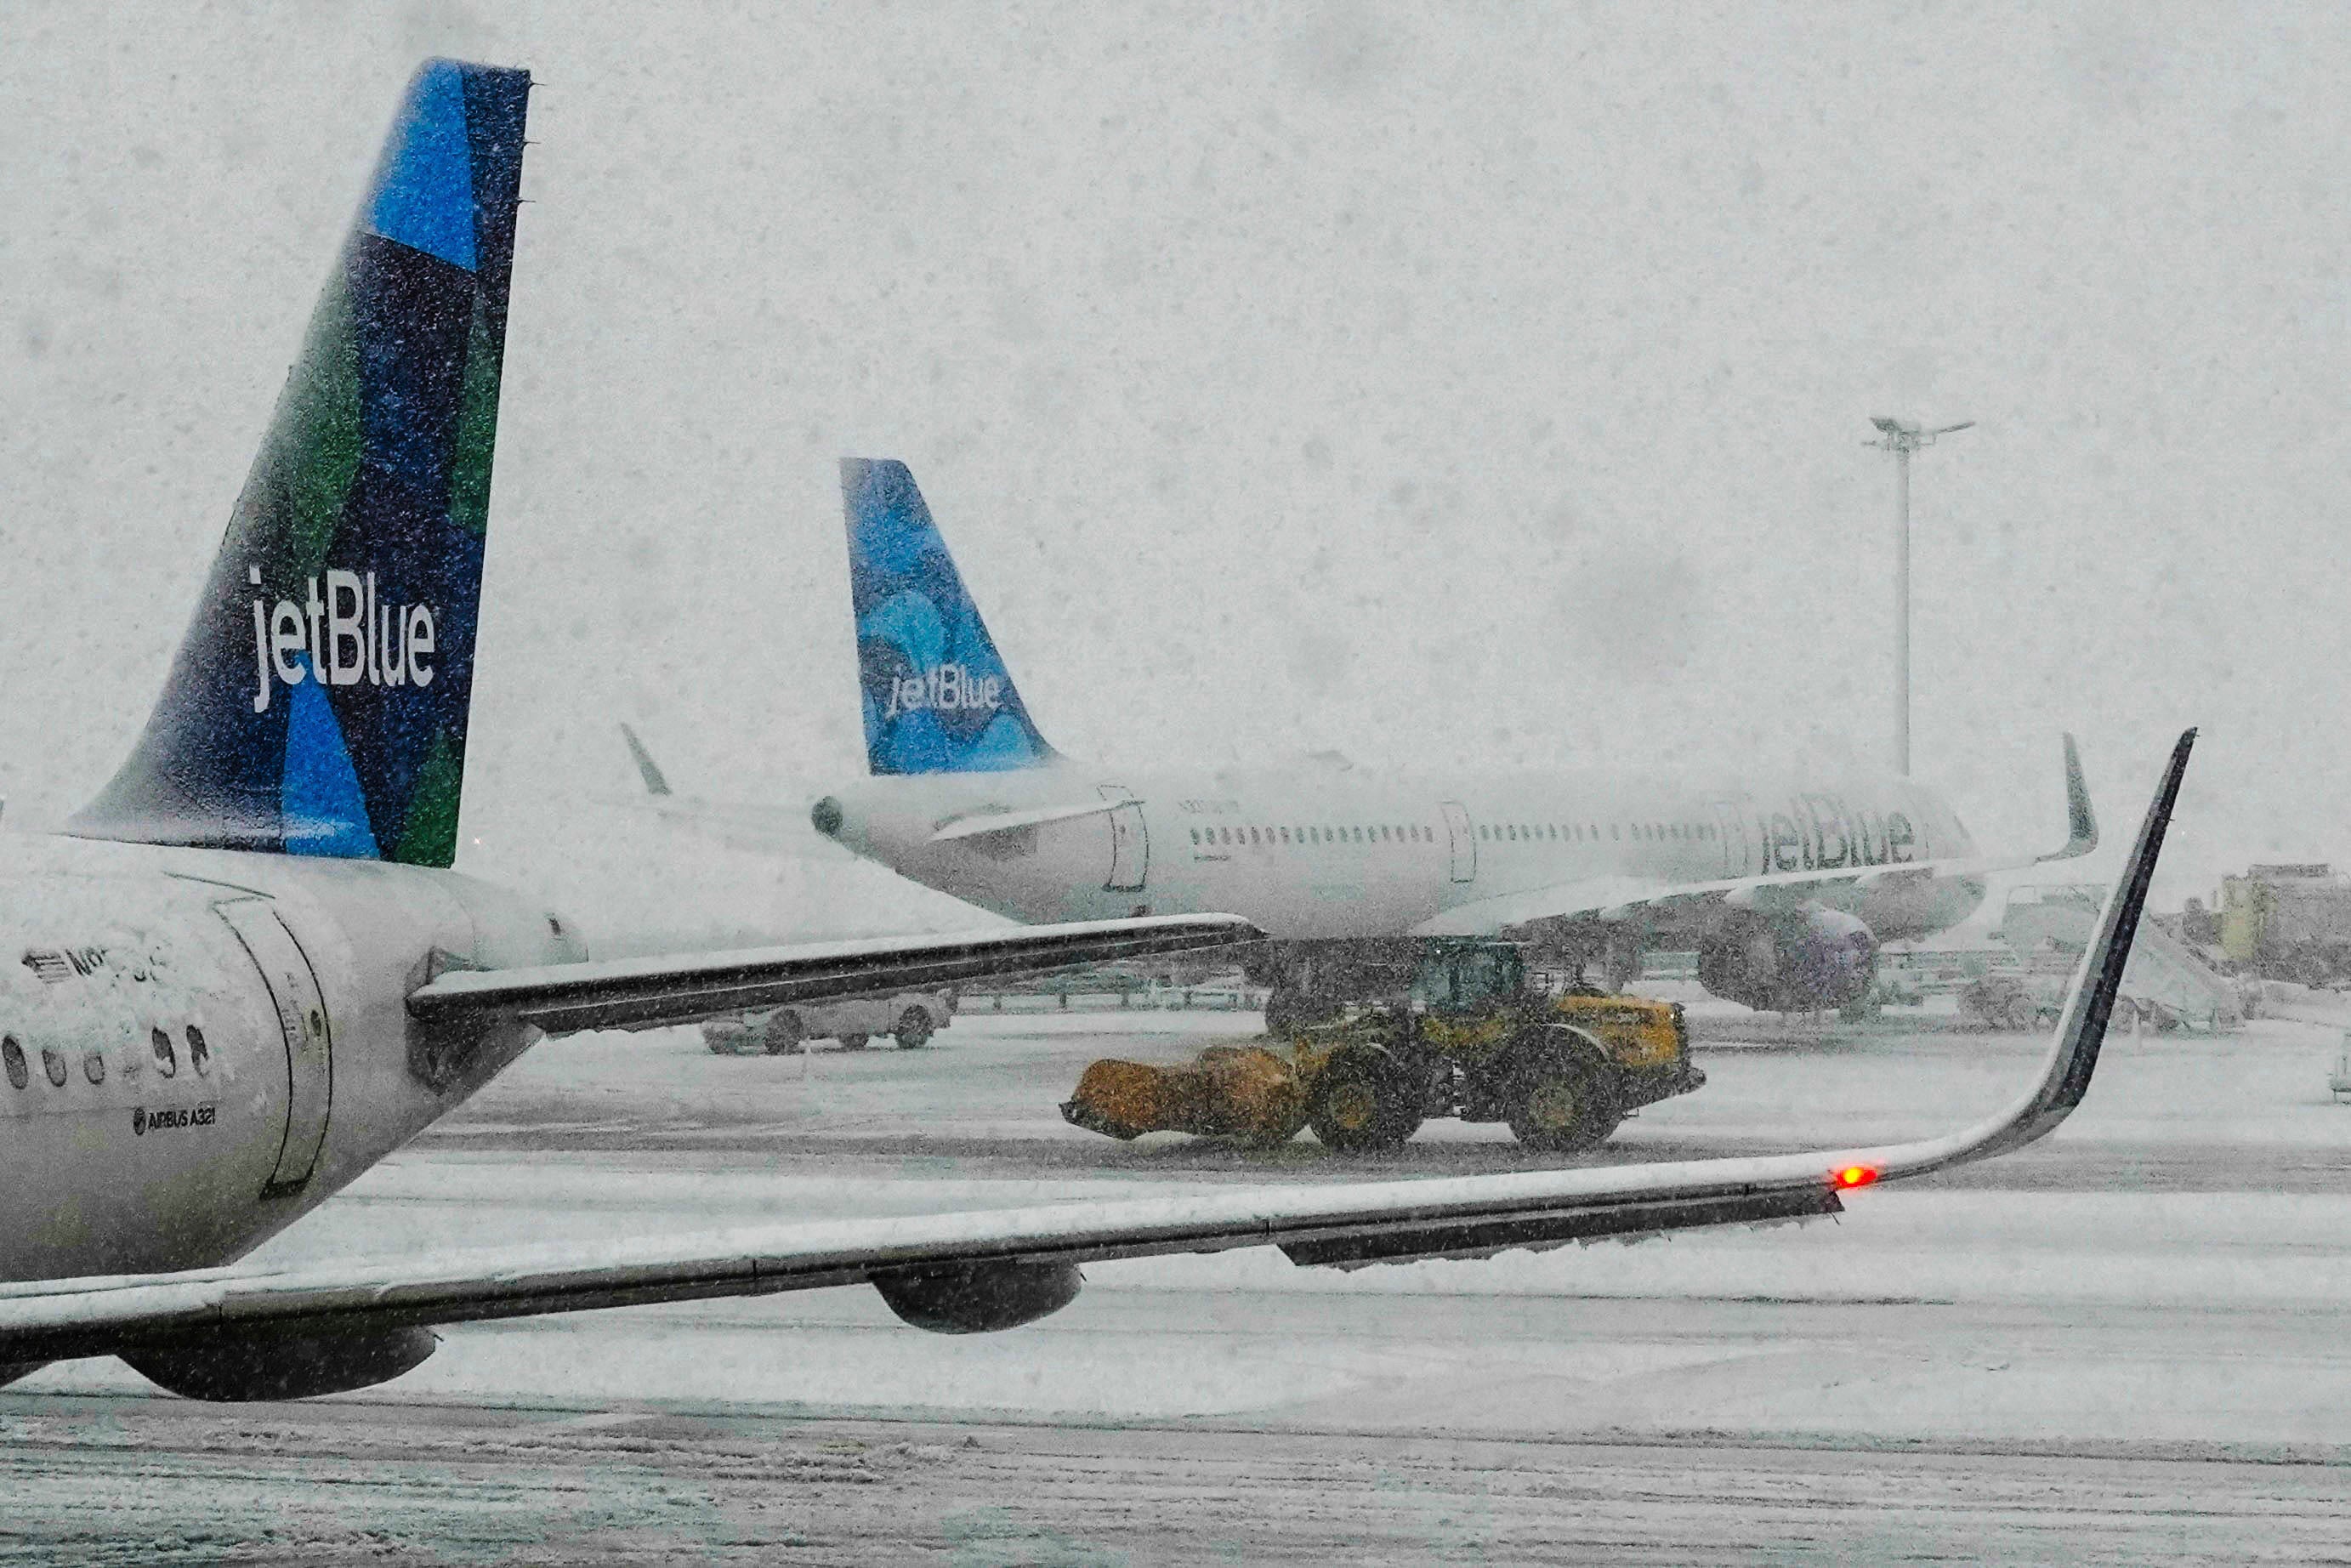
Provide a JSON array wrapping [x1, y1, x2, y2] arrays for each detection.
[[703, 991, 955, 1054], [1063, 940, 1701, 1153]]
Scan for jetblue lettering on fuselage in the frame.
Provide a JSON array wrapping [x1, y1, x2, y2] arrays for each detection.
[[247, 565, 437, 713], [1752, 793, 1917, 873], [882, 662, 1001, 721]]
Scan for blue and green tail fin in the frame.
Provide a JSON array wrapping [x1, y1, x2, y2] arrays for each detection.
[[70, 60, 531, 866], [841, 459, 1058, 775]]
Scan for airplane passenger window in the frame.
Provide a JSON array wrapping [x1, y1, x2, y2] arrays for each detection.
[[83, 1052, 104, 1085], [2, 1036, 24, 1092], [188, 1025, 211, 1075], [42, 1046, 66, 1088], [151, 1028, 176, 1077]]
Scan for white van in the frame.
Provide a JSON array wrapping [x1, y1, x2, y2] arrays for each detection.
[[701, 991, 954, 1055]]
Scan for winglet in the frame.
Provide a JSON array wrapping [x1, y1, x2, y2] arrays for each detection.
[[619, 724, 672, 798], [2035, 732, 2098, 863], [1865, 727, 2194, 1178]]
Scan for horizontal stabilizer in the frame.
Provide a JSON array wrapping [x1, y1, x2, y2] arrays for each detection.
[[619, 724, 672, 798], [408, 913, 1258, 1036], [929, 800, 1128, 842]]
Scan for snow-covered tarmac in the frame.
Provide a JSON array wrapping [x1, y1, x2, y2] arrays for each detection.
[[4, 1005, 2348, 1562]]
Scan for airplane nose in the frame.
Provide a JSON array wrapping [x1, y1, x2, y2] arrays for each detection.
[[810, 796, 843, 838]]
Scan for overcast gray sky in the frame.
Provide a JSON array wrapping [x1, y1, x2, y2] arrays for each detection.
[[2, 3, 2341, 937]]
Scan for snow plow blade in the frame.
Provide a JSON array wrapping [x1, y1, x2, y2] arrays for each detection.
[[1061, 1047, 1309, 1143]]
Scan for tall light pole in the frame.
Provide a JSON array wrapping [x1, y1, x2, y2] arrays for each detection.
[[1865, 415, 1972, 775]]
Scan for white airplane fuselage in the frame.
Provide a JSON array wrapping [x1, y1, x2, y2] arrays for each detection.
[[0, 834, 579, 1286], [818, 761, 1987, 946]]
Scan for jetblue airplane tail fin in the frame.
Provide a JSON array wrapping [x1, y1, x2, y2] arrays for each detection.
[[71, 60, 531, 866], [841, 459, 1058, 775]]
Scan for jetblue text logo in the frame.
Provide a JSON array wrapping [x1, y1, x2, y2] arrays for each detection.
[[1751, 794, 1917, 873], [247, 565, 437, 713], [882, 663, 1002, 722]]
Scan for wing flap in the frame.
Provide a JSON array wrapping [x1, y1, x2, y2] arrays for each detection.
[[0, 733, 2191, 1371], [406, 914, 1258, 1036]]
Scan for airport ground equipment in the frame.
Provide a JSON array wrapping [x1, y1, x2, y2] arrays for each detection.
[[2219, 864, 2351, 986], [1961, 883, 2243, 1031], [1062, 940, 1701, 1153], [703, 990, 954, 1054]]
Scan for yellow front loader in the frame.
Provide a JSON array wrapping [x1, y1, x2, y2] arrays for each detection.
[[1063, 941, 1704, 1154]]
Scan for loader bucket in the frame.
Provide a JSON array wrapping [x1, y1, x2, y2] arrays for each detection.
[[1062, 1046, 1309, 1145]]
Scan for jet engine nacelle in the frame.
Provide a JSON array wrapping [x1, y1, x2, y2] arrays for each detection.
[[871, 1259, 1084, 1333], [122, 1327, 440, 1401], [1696, 908, 1878, 1013]]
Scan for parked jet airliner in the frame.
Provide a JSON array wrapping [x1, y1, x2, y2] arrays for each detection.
[[0, 61, 2185, 1406], [795, 462, 2100, 1024]]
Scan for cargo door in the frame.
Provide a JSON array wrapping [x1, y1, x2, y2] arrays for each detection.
[[1440, 800, 1476, 883], [1098, 784, 1148, 892], [1709, 802, 1752, 878], [216, 900, 332, 1196]]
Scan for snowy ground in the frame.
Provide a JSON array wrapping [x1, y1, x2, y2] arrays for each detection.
[[3, 1008, 2348, 1562]]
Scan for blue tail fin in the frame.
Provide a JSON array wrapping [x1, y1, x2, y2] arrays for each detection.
[[841, 459, 1058, 775], [69, 60, 531, 867]]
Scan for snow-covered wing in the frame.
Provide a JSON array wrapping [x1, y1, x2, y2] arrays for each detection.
[[406, 915, 1259, 1036], [0, 732, 2190, 1367]]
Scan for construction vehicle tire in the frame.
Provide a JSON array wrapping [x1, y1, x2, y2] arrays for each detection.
[[1503, 1038, 1622, 1154], [1309, 1048, 1423, 1153], [894, 1008, 935, 1048], [762, 1012, 805, 1055]]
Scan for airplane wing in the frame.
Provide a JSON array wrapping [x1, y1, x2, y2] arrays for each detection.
[[1414, 733, 2098, 938], [408, 915, 1259, 1037], [0, 731, 2192, 1375]]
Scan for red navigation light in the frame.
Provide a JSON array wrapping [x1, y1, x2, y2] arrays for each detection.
[[1835, 1165, 1879, 1190]]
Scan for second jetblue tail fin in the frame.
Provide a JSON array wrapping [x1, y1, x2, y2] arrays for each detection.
[[841, 459, 1058, 775], [70, 60, 531, 866]]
